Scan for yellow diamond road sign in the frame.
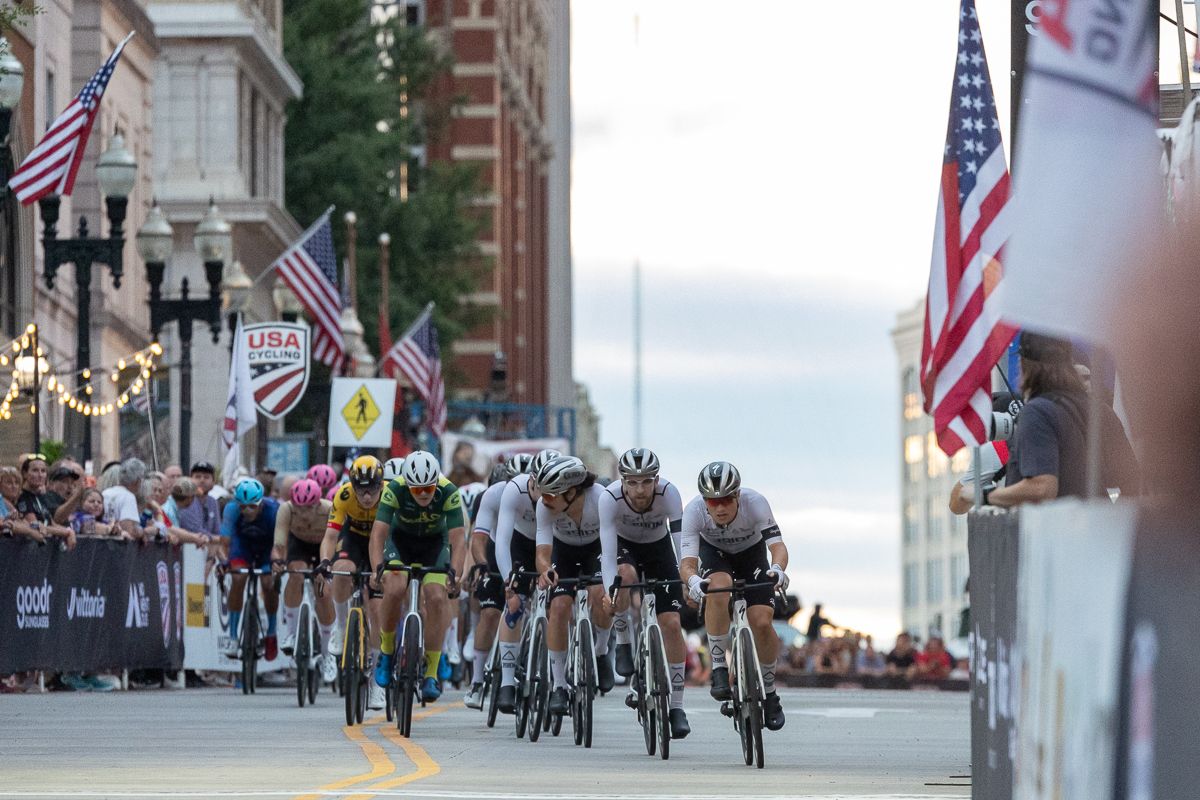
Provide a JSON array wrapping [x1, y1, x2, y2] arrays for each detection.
[[341, 384, 380, 440]]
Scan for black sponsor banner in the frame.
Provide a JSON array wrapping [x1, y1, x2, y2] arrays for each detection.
[[1113, 506, 1200, 800], [967, 511, 1020, 800], [0, 537, 184, 673]]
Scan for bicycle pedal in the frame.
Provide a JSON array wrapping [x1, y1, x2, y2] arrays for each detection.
[[624, 692, 638, 710], [720, 702, 734, 718]]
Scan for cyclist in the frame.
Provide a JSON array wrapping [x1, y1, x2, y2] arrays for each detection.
[[371, 451, 467, 703], [307, 463, 339, 495], [534, 455, 616, 716], [273, 478, 337, 683], [493, 448, 561, 713], [679, 461, 790, 731], [220, 478, 281, 661], [599, 447, 691, 739], [463, 454, 532, 709], [320, 455, 387, 710]]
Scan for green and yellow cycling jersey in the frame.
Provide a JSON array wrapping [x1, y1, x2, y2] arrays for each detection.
[[376, 476, 466, 539]]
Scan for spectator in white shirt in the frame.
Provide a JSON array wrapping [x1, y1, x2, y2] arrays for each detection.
[[102, 459, 147, 540]]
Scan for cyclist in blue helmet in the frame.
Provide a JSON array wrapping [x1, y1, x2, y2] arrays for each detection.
[[221, 478, 282, 661]]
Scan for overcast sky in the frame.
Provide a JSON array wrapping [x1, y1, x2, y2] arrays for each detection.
[[569, 0, 1019, 640]]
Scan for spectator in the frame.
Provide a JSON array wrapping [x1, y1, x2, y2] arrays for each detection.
[[160, 478, 212, 548], [138, 474, 168, 540], [980, 333, 1139, 508], [68, 488, 113, 537], [855, 635, 886, 676], [257, 466, 278, 498], [805, 603, 832, 641], [0, 465, 19, 516], [102, 458, 147, 540], [16, 454, 75, 548], [176, 461, 222, 541], [162, 464, 183, 494], [885, 632, 918, 677], [96, 462, 122, 492], [43, 459, 84, 521], [912, 636, 953, 681]]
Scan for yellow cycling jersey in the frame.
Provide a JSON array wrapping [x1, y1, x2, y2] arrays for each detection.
[[327, 481, 380, 538]]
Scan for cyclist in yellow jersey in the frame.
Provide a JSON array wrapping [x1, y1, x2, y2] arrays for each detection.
[[370, 451, 467, 702], [319, 455, 386, 709]]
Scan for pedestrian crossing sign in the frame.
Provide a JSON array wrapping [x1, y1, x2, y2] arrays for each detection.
[[327, 378, 397, 447], [341, 384, 380, 440]]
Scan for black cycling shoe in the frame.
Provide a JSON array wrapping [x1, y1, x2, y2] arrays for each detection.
[[615, 643, 635, 677], [549, 687, 570, 715], [669, 708, 691, 739], [709, 666, 731, 701], [763, 691, 785, 731], [596, 652, 615, 693], [497, 685, 516, 714]]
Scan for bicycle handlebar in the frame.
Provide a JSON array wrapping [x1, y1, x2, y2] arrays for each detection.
[[701, 580, 780, 594]]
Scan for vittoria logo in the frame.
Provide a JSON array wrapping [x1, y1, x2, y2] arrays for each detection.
[[15, 580, 53, 630], [67, 587, 106, 620]]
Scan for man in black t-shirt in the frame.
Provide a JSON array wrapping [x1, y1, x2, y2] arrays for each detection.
[[885, 632, 917, 677]]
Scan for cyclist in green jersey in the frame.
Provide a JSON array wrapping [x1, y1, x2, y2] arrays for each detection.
[[370, 451, 467, 702]]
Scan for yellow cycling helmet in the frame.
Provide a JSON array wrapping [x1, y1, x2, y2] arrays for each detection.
[[349, 455, 383, 489]]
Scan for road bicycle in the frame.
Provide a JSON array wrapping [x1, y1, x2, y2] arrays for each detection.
[[549, 575, 604, 746], [285, 568, 325, 708], [219, 562, 278, 696], [703, 579, 780, 769], [613, 576, 682, 759], [329, 568, 374, 726], [382, 563, 450, 737], [511, 572, 551, 742], [468, 565, 505, 729]]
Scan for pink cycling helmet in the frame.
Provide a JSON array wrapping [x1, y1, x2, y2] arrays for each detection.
[[307, 464, 338, 491], [325, 485, 339, 501], [290, 478, 321, 507]]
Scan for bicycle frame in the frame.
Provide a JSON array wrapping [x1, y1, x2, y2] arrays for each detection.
[[328, 570, 373, 672]]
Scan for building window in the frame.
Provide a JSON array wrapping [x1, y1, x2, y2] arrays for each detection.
[[904, 434, 923, 483], [950, 553, 968, 598], [902, 367, 922, 421], [249, 88, 259, 197], [903, 503, 919, 544], [904, 563, 920, 608], [926, 558, 943, 603], [0, 178, 16, 338], [927, 431, 949, 477], [926, 497, 942, 541], [950, 447, 971, 473], [44, 69, 54, 131]]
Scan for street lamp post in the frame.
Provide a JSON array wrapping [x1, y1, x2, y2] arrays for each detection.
[[222, 259, 252, 356], [0, 37, 26, 172], [40, 133, 136, 464], [138, 199, 229, 469], [14, 323, 46, 455]]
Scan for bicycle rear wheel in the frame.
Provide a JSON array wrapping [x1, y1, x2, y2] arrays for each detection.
[[343, 611, 362, 726], [648, 625, 671, 760], [485, 643, 502, 728], [528, 617, 549, 743], [295, 604, 311, 708], [399, 617, 422, 737]]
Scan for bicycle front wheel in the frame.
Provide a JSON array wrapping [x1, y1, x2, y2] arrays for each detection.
[[648, 624, 671, 760], [738, 626, 764, 768], [295, 604, 311, 708], [308, 614, 321, 704], [399, 617, 422, 737], [485, 643, 502, 728], [241, 596, 259, 695], [514, 631, 531, 739], [579, 621, 595, 748], [528, 617, 549, 743], [343, 611, 362, 726]]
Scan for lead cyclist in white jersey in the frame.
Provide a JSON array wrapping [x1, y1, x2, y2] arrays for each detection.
[[679, 461, 789, 731], [493, 448, 562, 713], [599, 447, 691, 739]]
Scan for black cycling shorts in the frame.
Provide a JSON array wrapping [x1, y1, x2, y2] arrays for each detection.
[[509, 534, 537, 597], [699, 539, 775, 609], [618, 534, 684, 614], [384, 534, 450, 574], [286, 533, 322, 567], [550, 539, 602, 602], [475, 538, 504, 610], [335, 530, 372, 573]]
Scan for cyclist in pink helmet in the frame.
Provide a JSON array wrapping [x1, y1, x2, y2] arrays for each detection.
[[307, 464, 339, 493], [273, 477, 335, 676]]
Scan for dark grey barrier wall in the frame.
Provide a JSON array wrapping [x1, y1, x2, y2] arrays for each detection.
[[967, 510, 1020, 800], [1, 537, 184, 672]]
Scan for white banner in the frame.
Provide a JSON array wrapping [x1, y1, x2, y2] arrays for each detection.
[[182, 547, 286, 674], [1015, 499, 1136, 800], [327, 378, 397, 448], [441, 432, 570, 482]]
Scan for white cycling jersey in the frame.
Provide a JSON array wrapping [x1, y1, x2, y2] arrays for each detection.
[[598, 479, 683, 589], [471, 481, 505, 540], [495, 473, 540, 579], [535, 483, 604, 549], [679, 488, 782, 559]]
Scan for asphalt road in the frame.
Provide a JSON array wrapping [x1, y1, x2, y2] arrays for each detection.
[[0, 683, 970, 800]]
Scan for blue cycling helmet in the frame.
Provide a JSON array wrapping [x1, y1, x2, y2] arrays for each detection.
[[234, 478, 265, 506]]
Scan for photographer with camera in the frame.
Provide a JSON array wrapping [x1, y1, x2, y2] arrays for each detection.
[[949, 393, 1016, 515], [962, 333, 1137, 510]]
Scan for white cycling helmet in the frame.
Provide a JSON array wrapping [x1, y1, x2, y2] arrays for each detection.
[[535, 456, 588, 495], [401, 451, 441, 487], [618, 447, 660, 478], [528, 448, 562, 481], [698, 461, 741, 499], [383, 457, 406, 481]]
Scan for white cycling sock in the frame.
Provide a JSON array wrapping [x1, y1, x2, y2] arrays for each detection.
[[762, 658, 777, 695], [370, 647, 380, 669], [593, 624, 611, 656], [549, 649, 568, 690], [708, 633, 730, 669], [334, 600, 348, 629], [473, 648, 487, 683], [669, 662, 686, 709], [614, 609, 634, 645], [282, 605, 298, 638], [500, 641, 519, 687], [319, 622, 334, 653], [445, 617, 461, 659]]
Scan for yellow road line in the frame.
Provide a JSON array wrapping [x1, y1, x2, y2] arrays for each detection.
[[292, 722, 395, 800], [344, 703, 460, 800]]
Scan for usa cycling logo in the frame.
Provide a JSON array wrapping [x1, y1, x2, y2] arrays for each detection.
[[15, 580, 53, 629], [67, 587, 106, 620], [157, 561, 172, 646]]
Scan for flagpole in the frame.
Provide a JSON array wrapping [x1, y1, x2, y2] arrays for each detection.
[[248, 205, 336, 290], [145, 383, 160, 472]]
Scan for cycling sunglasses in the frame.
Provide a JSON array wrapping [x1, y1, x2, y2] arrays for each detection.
[[703, 496, 737, 508], [408, 484, 436, 499]]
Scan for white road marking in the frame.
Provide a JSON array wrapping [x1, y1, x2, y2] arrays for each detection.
[[0, 794, 962, 800], [795, 708, 917, 719]]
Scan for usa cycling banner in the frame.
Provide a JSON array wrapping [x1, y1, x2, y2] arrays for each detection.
[[0, 537, 184, 673], [244, 322, 311, 420], [181, 546, 285, 673]]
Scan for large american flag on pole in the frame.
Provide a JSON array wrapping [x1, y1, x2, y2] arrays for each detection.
[[9, 32, 134, 205], [272, 208, 344, 367], [920, 0, 1015, 455], [380, 302, 446, 437]]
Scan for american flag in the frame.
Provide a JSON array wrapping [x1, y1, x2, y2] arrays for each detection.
[[920, 0, 1015, 455], [9, 32, 134, 205], [380, 302, 446, 438], [272, 209, 344, 367]]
